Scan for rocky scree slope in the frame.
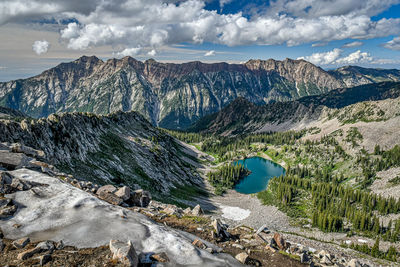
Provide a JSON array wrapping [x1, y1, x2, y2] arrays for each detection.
[[3, 56, 398, 129], [0, 110, 203, 195], [190, 81, 400, 135]]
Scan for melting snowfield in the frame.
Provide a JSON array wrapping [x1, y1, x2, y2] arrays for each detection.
[[2, 169, 242, 267], [219, 205, 251, 221]]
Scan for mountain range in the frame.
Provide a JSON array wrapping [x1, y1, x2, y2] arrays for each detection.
[[190, 81, 400, 137], [1, 56, 400, 129]]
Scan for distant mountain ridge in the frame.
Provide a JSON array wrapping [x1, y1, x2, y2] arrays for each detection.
[[190, 82, 400, 135], [1, 56, 400, 128]]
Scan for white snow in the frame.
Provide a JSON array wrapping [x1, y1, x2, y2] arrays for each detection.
[[219, 205, 251, 221], [2, 169, 242, 266]]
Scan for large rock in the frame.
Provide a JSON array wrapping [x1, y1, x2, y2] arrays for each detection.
[[235, 252, 249, 264], [115, 186, 130, 201], [11, 144, 45, 159], [150, 252, 170, 263], [163, 205, 182, 216], [12, 237, 30, 249], [96, 185, 117, 196], [17, 241, 55, 260], [109, 240, 138, 267], [0, 151, 29, 170], [97, 191, 123, 206], [0, 204, 17, 218], [191, 204, 203, 216], [256, 224, 269, 235], [130, 189, 151, 207], [211, 219, 230, 239], [273, 233, 287, 250], [18, 247, 42, 260], [36, 240, 55, 252], [347, 259, 362, 267]]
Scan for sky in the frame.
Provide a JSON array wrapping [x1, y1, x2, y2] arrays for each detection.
[[1, 0, 400, 81]]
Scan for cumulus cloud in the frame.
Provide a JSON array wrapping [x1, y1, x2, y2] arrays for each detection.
[[204, 50, 216, 56], [298, 48, 342, 65], [115, 47, 142, 57], [32, 40, 50, 55], [299, 48, 374, 65], [383, 36, 400, 50], [148, 49, 157, 56], [335, 50, 373, 64], [2, 0, 400, 53], [342, 41, 363, 48], [266, 0, 400, 18]]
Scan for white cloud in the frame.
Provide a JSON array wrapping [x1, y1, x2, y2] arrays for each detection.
[[0, 66, 6, 70], [383, 36, 400, 50], [148, 49, 157, 56], [342, 41, 363, 48], [204, 50, 216, 56], [298, 48, 342, 65], [312, 42, 328, 47], [299, 48, 374, 65], [335, 50, 373, 64], [115, 47, 142, 57], [1, 0, 400, 52], [266, 0, 400, 18], [32, 40, 50, 55]]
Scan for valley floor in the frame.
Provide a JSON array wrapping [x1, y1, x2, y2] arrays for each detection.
[[177, 140, 400, 266]]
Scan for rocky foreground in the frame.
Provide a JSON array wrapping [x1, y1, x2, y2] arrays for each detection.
[[0, 142, 387, 266]]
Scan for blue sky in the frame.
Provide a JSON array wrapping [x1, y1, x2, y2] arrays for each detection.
[[0, 0, 400, 81]]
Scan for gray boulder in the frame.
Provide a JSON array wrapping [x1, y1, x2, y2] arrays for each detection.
[[0, 151, 29, 170], [96, 184, 117, 196], [12, 237, 30, 249], [130, 189, 151, 207], [115, 186, 131, 201], [191, 204, 203, 216], [109, 240, 138, 267]]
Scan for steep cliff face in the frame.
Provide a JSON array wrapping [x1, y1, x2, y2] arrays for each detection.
[[1, 56, 399, 129], [0, 111, 203, 195]]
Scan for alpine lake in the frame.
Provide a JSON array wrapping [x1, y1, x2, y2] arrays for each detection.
[[233, 156, 285, 194]]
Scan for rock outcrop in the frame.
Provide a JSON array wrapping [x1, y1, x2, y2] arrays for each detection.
[[0, 111, 204, 195]]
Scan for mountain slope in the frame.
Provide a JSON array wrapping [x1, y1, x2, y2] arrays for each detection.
[[0, 110, 203, 196], [0, 56, 354, 129], [329, 66, 400, 87], [0, 106, 27, 120], [190, 82, 400, 135]]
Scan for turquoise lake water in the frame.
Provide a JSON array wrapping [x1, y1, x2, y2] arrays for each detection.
[[234, 157, 285, 194]]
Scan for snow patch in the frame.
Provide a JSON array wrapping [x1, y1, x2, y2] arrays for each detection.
[[219, 205, 251, 221], [3, 169, 242, 266]]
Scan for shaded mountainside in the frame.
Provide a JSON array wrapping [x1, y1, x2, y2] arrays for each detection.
[[190, 82, 400, 135], [3, 56, 399, 129], [0, 110, 203, 196], [0, 106, 27, 120]]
